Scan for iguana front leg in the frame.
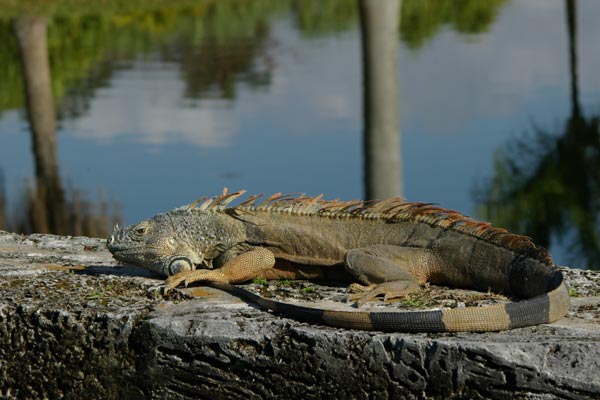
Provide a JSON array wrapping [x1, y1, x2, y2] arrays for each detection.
[[343, 245, 441, 306], [164, 247, 276, 293]]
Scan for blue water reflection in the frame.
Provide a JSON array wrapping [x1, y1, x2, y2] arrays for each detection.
[[0, 0, 599, 268]]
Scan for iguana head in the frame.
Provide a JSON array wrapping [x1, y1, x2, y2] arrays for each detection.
[[106, 210, 234, 276]]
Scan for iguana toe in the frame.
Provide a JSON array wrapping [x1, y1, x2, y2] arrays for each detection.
[[350, 281, 420, 307], [347, 282, 376, 294], [164, 270, 194, 293]]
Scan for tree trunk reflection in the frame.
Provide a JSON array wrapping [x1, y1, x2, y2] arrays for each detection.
[[10, 16, 120, 237], [13, 16, 67, 234], [359, 0, 403, 200]]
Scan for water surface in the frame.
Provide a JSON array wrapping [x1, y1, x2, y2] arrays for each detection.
[[1, 0, 599, 268]]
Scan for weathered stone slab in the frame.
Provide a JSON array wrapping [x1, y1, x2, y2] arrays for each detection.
[[0, 230, 599, 399]]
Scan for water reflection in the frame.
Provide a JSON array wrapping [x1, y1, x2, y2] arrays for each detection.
[[3, 0, 598, 269], [0, 2, 282, 116], [360, 0, 402, 199], [0, 0, 508, 117], [12, 16, 65, 233], [3, 0, 510, 233], [0, 1, 286, 236], [400, 0, 507, 49], [290, 0, 508, 46], [475, 0, 600, 269], [0, 0, 511, 235], [0, 16, 120, 236], [360, 0, 508, 200]]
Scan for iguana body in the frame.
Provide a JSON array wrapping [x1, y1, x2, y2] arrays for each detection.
[[106, 190, 570, 332]]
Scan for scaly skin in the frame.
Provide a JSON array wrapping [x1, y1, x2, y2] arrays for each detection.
[[106, 190, 570, 332]]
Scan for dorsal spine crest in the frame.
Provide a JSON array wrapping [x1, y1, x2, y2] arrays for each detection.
[[180, 189, 552, 265]]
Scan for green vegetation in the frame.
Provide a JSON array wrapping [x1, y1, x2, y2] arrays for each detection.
[[301, 286, 315, 293], [0, 21, 24, 112], [291, 0, 359, 38], [86, 290, 105, 300], [400, 0, 507, 49], [0, 0, 213, 18], [252, 278, 270, 286], [290, 0, 508, 49], [398, 297, 430, 308]]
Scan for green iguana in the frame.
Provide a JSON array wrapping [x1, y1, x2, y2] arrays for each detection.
[[106, 189, 570, 332]]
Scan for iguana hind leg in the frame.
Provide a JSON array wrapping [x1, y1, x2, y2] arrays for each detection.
[[344, 245, 440, 306]]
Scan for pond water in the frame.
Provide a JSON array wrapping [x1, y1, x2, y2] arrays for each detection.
[[0, 0, 599, 269]]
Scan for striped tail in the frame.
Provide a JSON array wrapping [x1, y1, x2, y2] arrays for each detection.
[[207, 275, 570, 333]]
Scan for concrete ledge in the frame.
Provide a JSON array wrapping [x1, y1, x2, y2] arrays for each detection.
[[0, 231, 599, 399]]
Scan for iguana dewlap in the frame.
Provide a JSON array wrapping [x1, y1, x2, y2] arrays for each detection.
[[106, 189, 570, 332]]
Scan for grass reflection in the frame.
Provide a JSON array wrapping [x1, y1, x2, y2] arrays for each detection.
[[0, 0, 509, 114], [0, 179, 121, 238], [0, 0, 285, 115], [475, 116, 600, 269]]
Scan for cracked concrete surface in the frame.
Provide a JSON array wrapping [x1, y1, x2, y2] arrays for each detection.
[[0, 230, 599, 399]]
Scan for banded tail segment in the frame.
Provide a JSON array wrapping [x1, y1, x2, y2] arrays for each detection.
[[208, 275, 569, 333]]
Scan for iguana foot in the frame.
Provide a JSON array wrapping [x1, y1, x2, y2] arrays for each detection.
[[163, 269, 223, 294], [347, 282, 376, 294], [347, 281, 420, 307], [163, 270, 193, 294]]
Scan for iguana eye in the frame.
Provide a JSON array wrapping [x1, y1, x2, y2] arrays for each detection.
[[135, 227, 148, 235]]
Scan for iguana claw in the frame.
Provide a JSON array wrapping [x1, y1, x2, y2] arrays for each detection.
[[164, 274, 188, 294], [163, 269, 220, 295]]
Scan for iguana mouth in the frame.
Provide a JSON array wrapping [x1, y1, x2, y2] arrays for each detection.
[[107, 245, 146, 263], [106, 225, 146, 260], [106, 231, 127, 253]]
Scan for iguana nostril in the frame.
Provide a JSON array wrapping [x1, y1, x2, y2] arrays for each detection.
[[107, 235, 115, 245]]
